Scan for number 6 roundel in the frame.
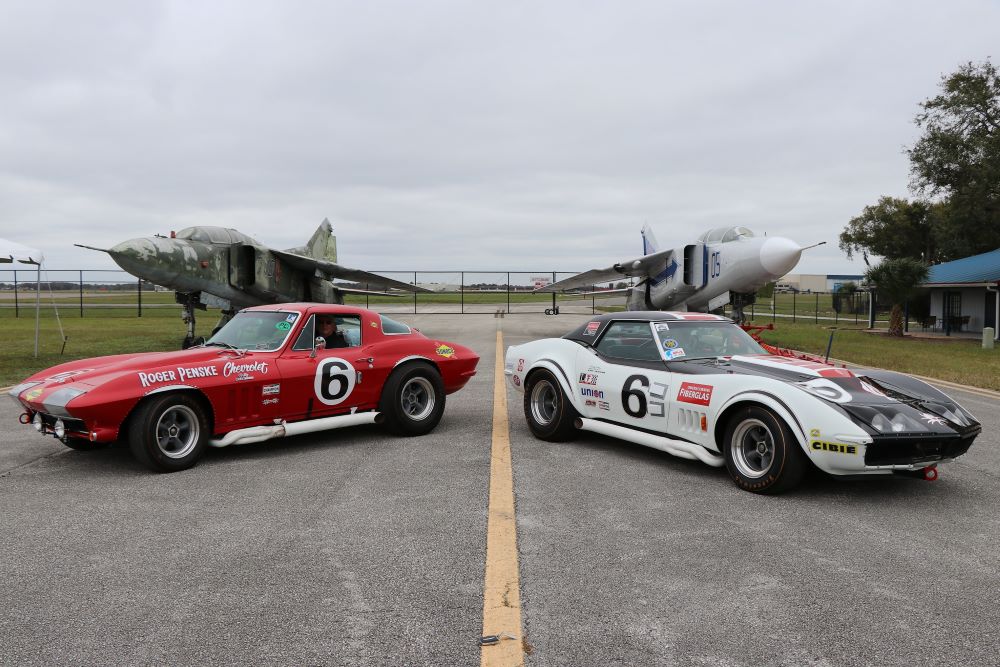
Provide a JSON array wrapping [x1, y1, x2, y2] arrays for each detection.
[[314, 357, 356, 405]]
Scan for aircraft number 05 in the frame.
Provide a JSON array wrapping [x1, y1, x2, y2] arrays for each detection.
[[710, 251, 721, 279], [315, 358, 357, 405]]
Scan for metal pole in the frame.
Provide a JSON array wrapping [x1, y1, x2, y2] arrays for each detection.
[[792, 291, 796, 323], [507, 272, 510, 314], [904, 301, 909, 333], [815, 293, 819, 323], [461, 272, 464, 314], [552, 271, 557, 314], [824, 329, 836, 364], [772, 291, 775, 324], [79, 270, 84, 317], [413, 272, 417, 314], [34, 264, 41, 357], [137, 277, 142, 317], [13, 269, 18, 318]]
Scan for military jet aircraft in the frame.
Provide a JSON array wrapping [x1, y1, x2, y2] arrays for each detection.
[[78, 219, 427, 348], [537, 224, 816, 322]]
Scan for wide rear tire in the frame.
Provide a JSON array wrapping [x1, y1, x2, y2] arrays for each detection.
[[523, 369, 578, 441], [723, 405, 805, 494], [128, 394, 209, 472]]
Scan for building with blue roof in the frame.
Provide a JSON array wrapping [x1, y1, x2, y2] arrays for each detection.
[[922, 248, 1000, 338]]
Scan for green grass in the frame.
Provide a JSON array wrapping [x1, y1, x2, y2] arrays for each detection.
[[749, 319, 1000, 391]]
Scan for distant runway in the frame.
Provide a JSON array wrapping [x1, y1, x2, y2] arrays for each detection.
[[2, 313, 997, 665]]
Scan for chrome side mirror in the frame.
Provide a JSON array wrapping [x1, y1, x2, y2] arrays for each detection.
[[310, 336, 327, 358]]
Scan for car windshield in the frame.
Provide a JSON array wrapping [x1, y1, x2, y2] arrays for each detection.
[[652, 321, 766, 361], [207, 311, 300, 351]]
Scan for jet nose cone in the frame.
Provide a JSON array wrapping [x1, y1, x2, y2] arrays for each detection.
[[108, 238, 161, 275], [760, 237, 802, 277]]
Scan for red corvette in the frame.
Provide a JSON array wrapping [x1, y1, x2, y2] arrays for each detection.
[[8, 304, 479, 472]]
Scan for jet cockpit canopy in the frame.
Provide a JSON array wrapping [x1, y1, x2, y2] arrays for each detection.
[[697, 227, 755, 243], [175, 227, 257, 245]]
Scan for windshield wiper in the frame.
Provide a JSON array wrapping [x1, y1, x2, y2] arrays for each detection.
[[204, 341, 246, 357]]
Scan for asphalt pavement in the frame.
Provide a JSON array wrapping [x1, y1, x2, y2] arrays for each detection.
[[2, 313, 998, 666]]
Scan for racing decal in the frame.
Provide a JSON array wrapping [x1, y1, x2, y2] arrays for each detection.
[[223, 360, 269, 381], [580, 387, 605, 399], [262, 398, 279, 406], [811, 441, 858, 455], [586, 365, 605, 374], [661, 338, 679, 349], [314, 357, 356, 406], [579, 373, 599, 385], [585, 399, 597, 407], [370, 321, 378, 327], [517, 358, 525, 372], [262, 383, 281, 395], [664, 347, 685, 361], [46, 369, 93, 383], [654, 323, 671, 332], [512, 375, 521, 387], [178, 365, 219, 381], [584, 321, 600, 336], [734, 356, 855, 378], [809, 428, 821, 438], [920, 413, 947, 426], [285, 314, 297, 322], [25, 388, 43, 401], [138, 370, 179, 387], [676, 382, 713, 406], [597, 400, 610, 411], [276, 321, 292, 331], [435, 344, 456, 358], [622, 375, 668, 418], [801, 378, 851, 403]]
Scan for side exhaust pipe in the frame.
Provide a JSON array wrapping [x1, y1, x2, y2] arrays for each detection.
[[209, 411, 380, 448], [575, 418, 725, 468]]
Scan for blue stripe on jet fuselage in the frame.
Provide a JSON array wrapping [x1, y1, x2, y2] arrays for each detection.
[[648, 259, 679, 286]]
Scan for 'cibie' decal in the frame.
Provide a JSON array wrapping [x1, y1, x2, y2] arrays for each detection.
[[676, 382, 713, 406], [811, 441, 857, 455], [315, 357, 356, 406]]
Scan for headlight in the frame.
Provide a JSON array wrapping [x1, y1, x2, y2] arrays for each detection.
[[32, 413, 43, 432], [54, 420, 66, 438]]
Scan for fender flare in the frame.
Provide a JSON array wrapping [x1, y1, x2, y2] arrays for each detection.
[[525, 358, 582, 412], [716, 390, 809, 454]]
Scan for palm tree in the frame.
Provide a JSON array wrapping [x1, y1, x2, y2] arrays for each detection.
[[865, 258, 929, 336]]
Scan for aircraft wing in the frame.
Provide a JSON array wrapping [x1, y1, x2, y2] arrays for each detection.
[[271, 249, 430, 293], [536, 249, 676, 292], [330, 285, 408, 297]]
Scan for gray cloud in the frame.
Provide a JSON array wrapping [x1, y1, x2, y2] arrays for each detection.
[[1, 0, 997, 277]]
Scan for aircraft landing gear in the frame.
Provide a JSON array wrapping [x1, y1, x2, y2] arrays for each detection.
[[177, 292, 207, 349]]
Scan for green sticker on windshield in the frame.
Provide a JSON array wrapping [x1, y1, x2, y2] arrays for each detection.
[[276, 321, 291, 331]]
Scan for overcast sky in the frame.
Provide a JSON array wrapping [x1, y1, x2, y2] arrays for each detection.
[[1, 0, 997, 278]]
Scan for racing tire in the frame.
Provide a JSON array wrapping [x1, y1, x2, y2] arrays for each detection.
[[722, 405, 806, 494], [379, 363, 446, 436], [523, 369, 578, 442], [128, 394, 209, 472]]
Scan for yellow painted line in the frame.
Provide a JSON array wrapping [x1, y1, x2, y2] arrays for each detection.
[[481, 329, 524, 667]]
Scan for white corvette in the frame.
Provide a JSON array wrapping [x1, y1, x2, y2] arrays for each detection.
[[504, 312, 981, 494]]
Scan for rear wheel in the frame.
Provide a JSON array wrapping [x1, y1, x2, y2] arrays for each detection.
[[723, 405, 805, 494], [523, 369, 577, 441], [128, 394, 208, 472], [380, 363, 446, 436]]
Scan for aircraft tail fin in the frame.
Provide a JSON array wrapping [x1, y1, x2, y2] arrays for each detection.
[[641, 224, 659, 256], [299, 218, 338, 262]]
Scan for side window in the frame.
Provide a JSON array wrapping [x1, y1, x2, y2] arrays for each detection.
[[595, 322, 660, 361], [316, 314, 363, 351], [292, 315, 316, 351]]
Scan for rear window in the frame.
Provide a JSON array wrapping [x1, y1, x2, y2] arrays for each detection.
[[380, 315, 411, 335]]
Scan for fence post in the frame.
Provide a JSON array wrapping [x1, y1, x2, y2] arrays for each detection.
[[366, 284, 369, 309], [137, 278, 142, 317], [79, 270, 84, 317], [13, 270, 18, 318], [507, 272, 510, 314], [771, 292, 775, 324], [815, 293, 819, 324], [792, 291, 796, 323], [904, 301, 909, 333], [413, 272, 417, 314], [461, 272, 464, 314]]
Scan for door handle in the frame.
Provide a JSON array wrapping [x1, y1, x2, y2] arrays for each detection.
[[356, 357, 374, 364]]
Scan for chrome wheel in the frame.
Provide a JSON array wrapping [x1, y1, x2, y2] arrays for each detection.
[[155, 405, 200, 459], [400, 376, 435, 421], [731, 418, 775, 479], [530, 379, 558, 426]]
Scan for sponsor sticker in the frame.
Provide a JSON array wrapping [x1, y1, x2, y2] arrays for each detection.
[[811, 441, 857, 455], [223, 360, 269, 379], [435, 344, 456, 358], [585, 399, 597, 407], [25, 388, 43, 401], [809, 428, 821, 438], [276, 321, 291, 331], [370, 321, 378, 327], [654, 323, 670, 332], [584, 321, 600, 336], [676, 382, 713, 406], [262, 398, 279, 406], [512, 375, 521, 387], [262, 384, 281, 396], [664, 347, 686, 360], [920, 413, 947, 426], [580, 387, 605, 399], [517, 358, 525, 372], [597, 400, 610, 411], [285, 314, 297, 322], [662, 338, 679, 349], [578, 373, 599, 385]]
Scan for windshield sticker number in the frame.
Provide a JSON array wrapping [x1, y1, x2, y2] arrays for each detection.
[[315, 357, 356, 405]]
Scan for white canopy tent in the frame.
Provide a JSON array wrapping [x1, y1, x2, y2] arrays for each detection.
[[0, 238, 45, 357]]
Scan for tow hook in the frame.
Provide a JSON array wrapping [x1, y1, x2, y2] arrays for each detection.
[[19, 412, 32, 425], [923, 465, 938, 482]]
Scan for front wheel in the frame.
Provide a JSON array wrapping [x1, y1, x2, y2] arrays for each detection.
[[128, 394, 209, 472], [380, 363, 446, 436], [523, 369, 577, 441], [723, 406, 806, 494]]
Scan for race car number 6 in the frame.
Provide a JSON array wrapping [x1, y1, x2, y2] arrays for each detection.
[[314, 357, 356, 405]]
